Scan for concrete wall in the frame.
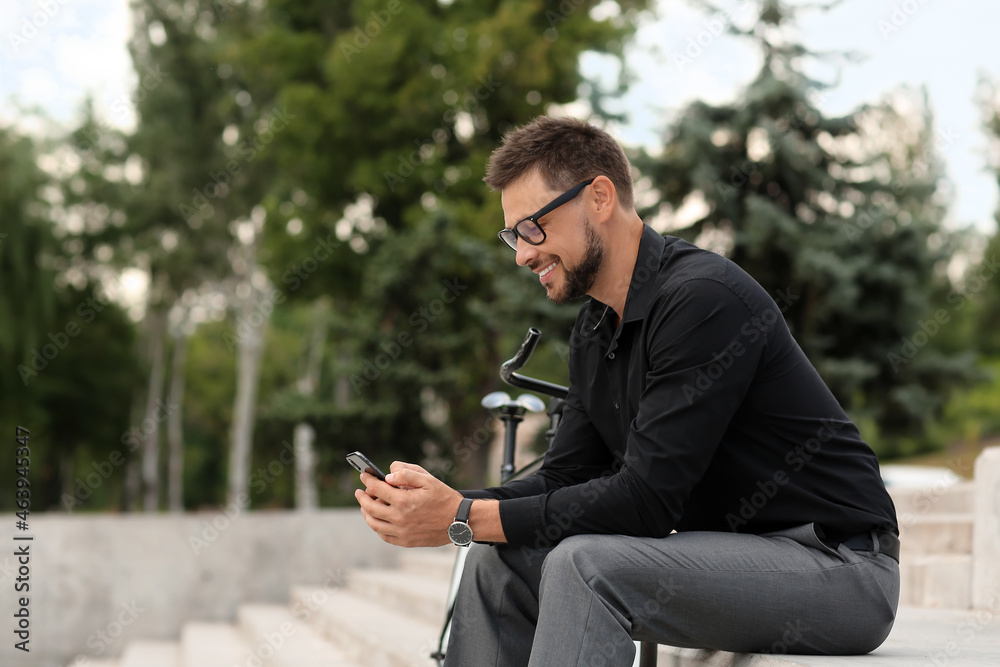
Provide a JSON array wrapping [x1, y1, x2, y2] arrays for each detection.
[[973, 447, 1000, 610], [0, 509, 399, 667]]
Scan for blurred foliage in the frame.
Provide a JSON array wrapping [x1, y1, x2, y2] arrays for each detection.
[[8, 0, 1000, 512], [635, 1, 978, 457], [0, 123, 141, 509], [208, 0, 650, 488], [971, 77, 1000, 356], [21, 0, 650, 510], [0, 127, 56, 379], [923, 357, 1000, 455]]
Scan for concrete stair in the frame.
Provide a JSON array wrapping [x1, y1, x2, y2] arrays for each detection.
[[181, 623, 246, 667], [119, 640, 179, 667], [238, 603, 358, 666], [654, 606, 1000, 666], [283, 546, 454, 667], [69, 480, 991, 666], [346, 566, 451, 625], [76, 548, 455, 667], [292, 586, 439, 667], [888, 481, 975, 609], [890, 480, 975, 516], [395, 548, 458, 581], [899, 513, 973, 556], [70, 528, 1000, 667]]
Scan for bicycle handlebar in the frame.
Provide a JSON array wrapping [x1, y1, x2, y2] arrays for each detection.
[[499, 328, 569, 400], [500, 327, 541, 378]]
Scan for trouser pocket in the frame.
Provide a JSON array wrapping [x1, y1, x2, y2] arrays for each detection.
[[761, 522, 847, 561]]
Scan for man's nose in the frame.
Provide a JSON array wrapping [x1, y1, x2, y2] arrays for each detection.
[[515, 237, 539, 267]]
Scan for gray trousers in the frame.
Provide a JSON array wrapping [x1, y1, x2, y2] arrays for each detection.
[[443, 524, 899, 667]]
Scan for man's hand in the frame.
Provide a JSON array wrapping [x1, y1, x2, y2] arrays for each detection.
[[354, 461, 465, 548]]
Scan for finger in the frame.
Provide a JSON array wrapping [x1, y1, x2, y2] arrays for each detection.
[[361, 472, 396, 498], [354, 489, 389, 516], [390, 461, 428, 475], [360, 505, 397, 539], [384, 467, 432, 490], [355, 488, 377, 511], [360, 479, 386, 501]]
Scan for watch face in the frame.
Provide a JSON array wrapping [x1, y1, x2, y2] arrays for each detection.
[[448, 521, 474, 546]]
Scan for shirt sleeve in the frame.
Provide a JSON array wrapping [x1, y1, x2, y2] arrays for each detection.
[[497, 278, 769, 548]]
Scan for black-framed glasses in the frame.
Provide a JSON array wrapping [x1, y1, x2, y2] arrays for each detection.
[[497, 178, 595, 250]]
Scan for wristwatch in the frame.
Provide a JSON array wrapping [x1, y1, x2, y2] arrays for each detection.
[[448, 498, 474, 547]]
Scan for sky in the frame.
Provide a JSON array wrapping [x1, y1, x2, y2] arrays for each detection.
[[1, 0, 999, 234], [591, 0, 1000, 233]]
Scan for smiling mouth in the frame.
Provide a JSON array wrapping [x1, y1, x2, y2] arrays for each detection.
[[538, 261, 557, 278]]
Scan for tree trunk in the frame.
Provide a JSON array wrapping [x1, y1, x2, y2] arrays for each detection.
[[462, 413, 494, 489], [294, 423, 318, 510], [227, 218, 269, 508], [125, 459, 141, 513], [60, 452, 75, 512], [142, 307, 167, 512], [460, 336, 504, 489], [228, 302, 266, 507], [123, 396, 145, 512], [293, 299, 328, 511], [167, 333, 188, 512]]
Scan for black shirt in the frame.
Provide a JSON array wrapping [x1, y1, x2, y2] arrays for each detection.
[[467, 225, 897, 549]]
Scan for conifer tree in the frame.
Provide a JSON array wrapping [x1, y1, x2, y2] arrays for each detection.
[[635, 0, 975, 454]]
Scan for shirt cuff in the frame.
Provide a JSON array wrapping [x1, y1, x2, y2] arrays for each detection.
[[461, 488, 502, 500], [497, 495, 545, 548]]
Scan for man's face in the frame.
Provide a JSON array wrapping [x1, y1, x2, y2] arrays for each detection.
[[501, 171, 606, 303]]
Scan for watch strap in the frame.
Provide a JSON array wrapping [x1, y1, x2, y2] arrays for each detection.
[[455, 497, 473, 523]]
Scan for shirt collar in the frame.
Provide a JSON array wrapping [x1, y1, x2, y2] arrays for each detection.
[[580, 224, 666, 339], [620, 224, 666, 325]]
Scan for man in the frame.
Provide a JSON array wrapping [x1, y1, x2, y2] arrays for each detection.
[[354, 116, 899, 666]]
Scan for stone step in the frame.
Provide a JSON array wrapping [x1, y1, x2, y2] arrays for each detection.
[[237, 603, 358, 666], [897, 513, 973, 555], [396, 547, 457, 581], [899, 553, 972, 609], [348, 567, 451, 626], [888, 480, 974, 516], [118, 640, 179, 667], [292, 585, 440, 667], [656, 605, 1000, 665], [181, 622, 247, 667]]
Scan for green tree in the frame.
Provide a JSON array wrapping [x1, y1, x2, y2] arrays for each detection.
[[635, 0, 975, 456], [216, 0, 651, 487], [921, 75, 1000, 453], [61, 0, 273, 510], [970, 77, 1000, 356], [0, 125, 58, 509], [0, 124, 141, 511], [34, 285, 142, 511], [0, 126, 55, 398]]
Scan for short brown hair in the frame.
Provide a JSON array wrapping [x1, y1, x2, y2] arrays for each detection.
[[484, 116, 634, 209]]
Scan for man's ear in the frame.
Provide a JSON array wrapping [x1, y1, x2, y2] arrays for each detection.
[[589, 175, 616, 223]]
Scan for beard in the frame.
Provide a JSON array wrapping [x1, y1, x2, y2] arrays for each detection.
[[547, 217, 605, 304]]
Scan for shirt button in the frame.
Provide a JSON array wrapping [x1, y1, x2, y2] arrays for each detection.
[[614, 401, 620, 410], [608, 352, 615, 360]]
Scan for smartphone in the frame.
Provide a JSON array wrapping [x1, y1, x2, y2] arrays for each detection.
[[346, 451, 387, 482]]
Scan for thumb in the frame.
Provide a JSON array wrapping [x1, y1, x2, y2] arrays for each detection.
[[390, 461, 429, 475], [385, 467, 430, 488]]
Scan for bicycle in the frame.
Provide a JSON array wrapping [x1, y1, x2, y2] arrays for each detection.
[[432, 328, 657, 667]]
